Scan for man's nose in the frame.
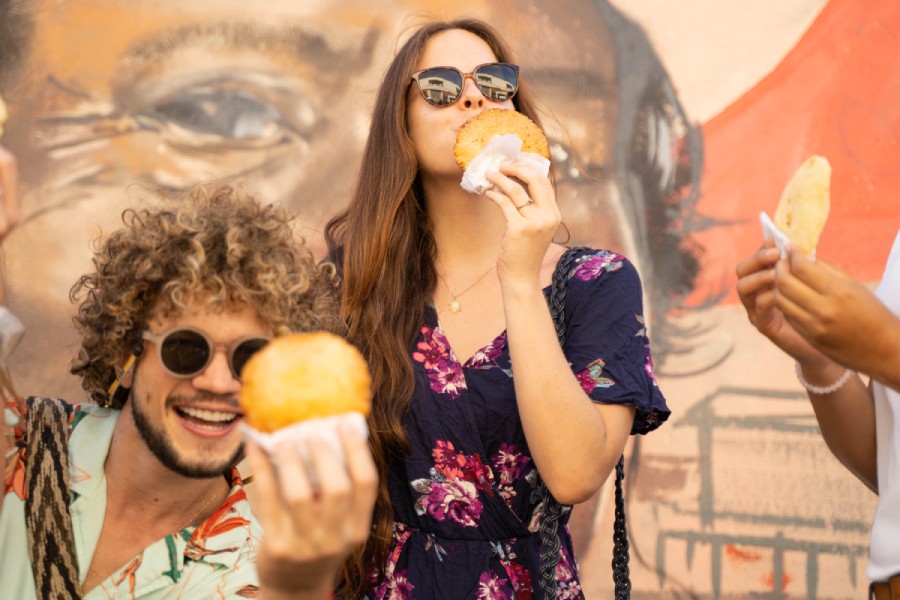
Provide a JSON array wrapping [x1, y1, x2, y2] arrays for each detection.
[[193, 348, 240, 393]]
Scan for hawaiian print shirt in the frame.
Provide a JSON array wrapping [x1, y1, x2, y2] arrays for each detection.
[[366, 248, 670, 600], [0, 401, 261, 599]]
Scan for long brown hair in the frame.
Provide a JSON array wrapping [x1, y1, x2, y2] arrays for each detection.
[[324, 19, 545, 596]]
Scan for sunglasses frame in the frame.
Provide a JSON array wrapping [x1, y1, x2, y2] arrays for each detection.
[[410, 62, 520, 107], [142, 326, 270, 380]]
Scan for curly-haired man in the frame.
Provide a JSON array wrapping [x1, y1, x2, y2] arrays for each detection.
[[0, 152, 376, 600]]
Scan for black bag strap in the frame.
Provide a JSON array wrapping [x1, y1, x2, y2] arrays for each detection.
[[537, 246, 630, 599], [24, 396, 83, 599]]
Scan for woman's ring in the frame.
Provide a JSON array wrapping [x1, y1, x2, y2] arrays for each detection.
[[516, 198, 534, 210]]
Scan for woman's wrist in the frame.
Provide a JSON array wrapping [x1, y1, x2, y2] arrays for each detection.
[[499, 275, 544, 303]]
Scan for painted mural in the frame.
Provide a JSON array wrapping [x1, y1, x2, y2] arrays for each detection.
[[1, 0, 897, 597]]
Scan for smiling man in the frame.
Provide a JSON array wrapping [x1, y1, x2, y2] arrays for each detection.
[[0, 176, 376, 599]]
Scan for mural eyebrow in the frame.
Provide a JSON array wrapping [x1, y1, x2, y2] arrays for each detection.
[[119, 21, 379, 76], [527, 67, 613, 95]]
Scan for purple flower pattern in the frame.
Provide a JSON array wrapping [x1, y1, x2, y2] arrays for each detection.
[[575, 358, 616, 394], [411, 440, 496, 527], [412, 323, 467, 399], [494, 543, 534, 599], [635, 315, 659, 385], [368, 524, 415, 599], [375, 248, 669, 598], [569, 250, 624, 281], [477, 572, 513, 600], [491, 443, 534, 507], [555, 544, 584, 599], [468, 332, 508, 370]]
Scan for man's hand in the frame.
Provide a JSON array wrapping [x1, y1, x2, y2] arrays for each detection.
[[736, 242, 831, 368], [247, 423, 378, 600], [775, 249, 900, 383]]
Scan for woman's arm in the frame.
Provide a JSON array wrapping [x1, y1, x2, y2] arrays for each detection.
[[502, 273, 634, 505], [485, 164, 634, 505]]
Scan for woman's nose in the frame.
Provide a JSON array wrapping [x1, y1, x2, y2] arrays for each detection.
[[459, 76, 485, 109]]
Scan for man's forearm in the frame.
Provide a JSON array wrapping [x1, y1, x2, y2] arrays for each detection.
[[802, 367, 878, 492]]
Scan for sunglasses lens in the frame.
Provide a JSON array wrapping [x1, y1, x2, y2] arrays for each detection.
[[473, 64, 518, 102], [415, 67, 464, 106], [231, 338, 269, 378], [159, 330, 210, 376]]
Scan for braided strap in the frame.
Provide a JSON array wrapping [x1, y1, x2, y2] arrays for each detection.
[[536, 247, 583, 599], [24, 397, 83, 599], [540, 247, 632, 598], [612, 455, 631, 599], [537, 483, 564, 598]]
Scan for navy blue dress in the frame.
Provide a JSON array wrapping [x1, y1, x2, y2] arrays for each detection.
[[366, 248, 670, 599]]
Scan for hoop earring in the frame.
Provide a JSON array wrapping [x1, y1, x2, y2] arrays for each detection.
[[553, 221, 572, 245]]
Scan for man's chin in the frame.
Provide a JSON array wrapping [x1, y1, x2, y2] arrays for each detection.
[[171, 442, 245, 479]]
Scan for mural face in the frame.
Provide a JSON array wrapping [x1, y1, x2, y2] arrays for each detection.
[[3, 0, 702, 398], [2, 0, 898, 597]]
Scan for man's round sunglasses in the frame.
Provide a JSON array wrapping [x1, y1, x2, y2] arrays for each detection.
[[142, 327, 270, 380], [410, 62, 519, 107]]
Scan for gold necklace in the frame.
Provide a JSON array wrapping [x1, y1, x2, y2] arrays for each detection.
[[176, 485, 221, 533], [436, 263, 496, 313]]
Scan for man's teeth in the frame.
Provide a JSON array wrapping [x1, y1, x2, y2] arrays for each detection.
[[179, 407, 237, 423]]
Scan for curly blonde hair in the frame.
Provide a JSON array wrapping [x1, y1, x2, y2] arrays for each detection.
[[70, 183, 339, 407]]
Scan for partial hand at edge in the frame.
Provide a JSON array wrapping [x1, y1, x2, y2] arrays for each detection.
[[0, 146, 21, 244]]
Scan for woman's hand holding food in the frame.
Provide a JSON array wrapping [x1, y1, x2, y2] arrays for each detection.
[[484, 162, 560, 286]]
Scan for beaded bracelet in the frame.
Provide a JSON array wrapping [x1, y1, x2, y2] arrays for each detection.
[[795, 361, 853, 395]]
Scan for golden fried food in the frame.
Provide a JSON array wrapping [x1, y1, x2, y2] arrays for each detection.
[[774, 155, 832, 255], [453, 108, 549, 170], [239, 331, 372, 433], [0, 94, 7, 138]]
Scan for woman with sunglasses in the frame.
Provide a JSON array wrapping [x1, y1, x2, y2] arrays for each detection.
[[325, 19, 669, 599]]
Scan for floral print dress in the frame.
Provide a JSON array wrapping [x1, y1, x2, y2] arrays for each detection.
[[367, 248, 670, 600]]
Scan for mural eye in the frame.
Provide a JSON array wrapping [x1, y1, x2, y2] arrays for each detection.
[[151, 87, 279, 138], [135, 84, 313, 148]]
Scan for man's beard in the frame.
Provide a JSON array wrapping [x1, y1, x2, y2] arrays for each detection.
[[130, 388, 244, 479]]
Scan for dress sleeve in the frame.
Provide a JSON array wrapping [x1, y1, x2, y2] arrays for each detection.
[[558, 249, 670, 434]]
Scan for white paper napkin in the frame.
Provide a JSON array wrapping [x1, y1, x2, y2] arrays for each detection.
[[240, 411, 368, 466], [460, 133, 551, 195], [759, 212, 796, 258]]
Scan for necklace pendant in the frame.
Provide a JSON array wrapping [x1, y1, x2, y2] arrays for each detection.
[[448, 300, 462, 313]]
